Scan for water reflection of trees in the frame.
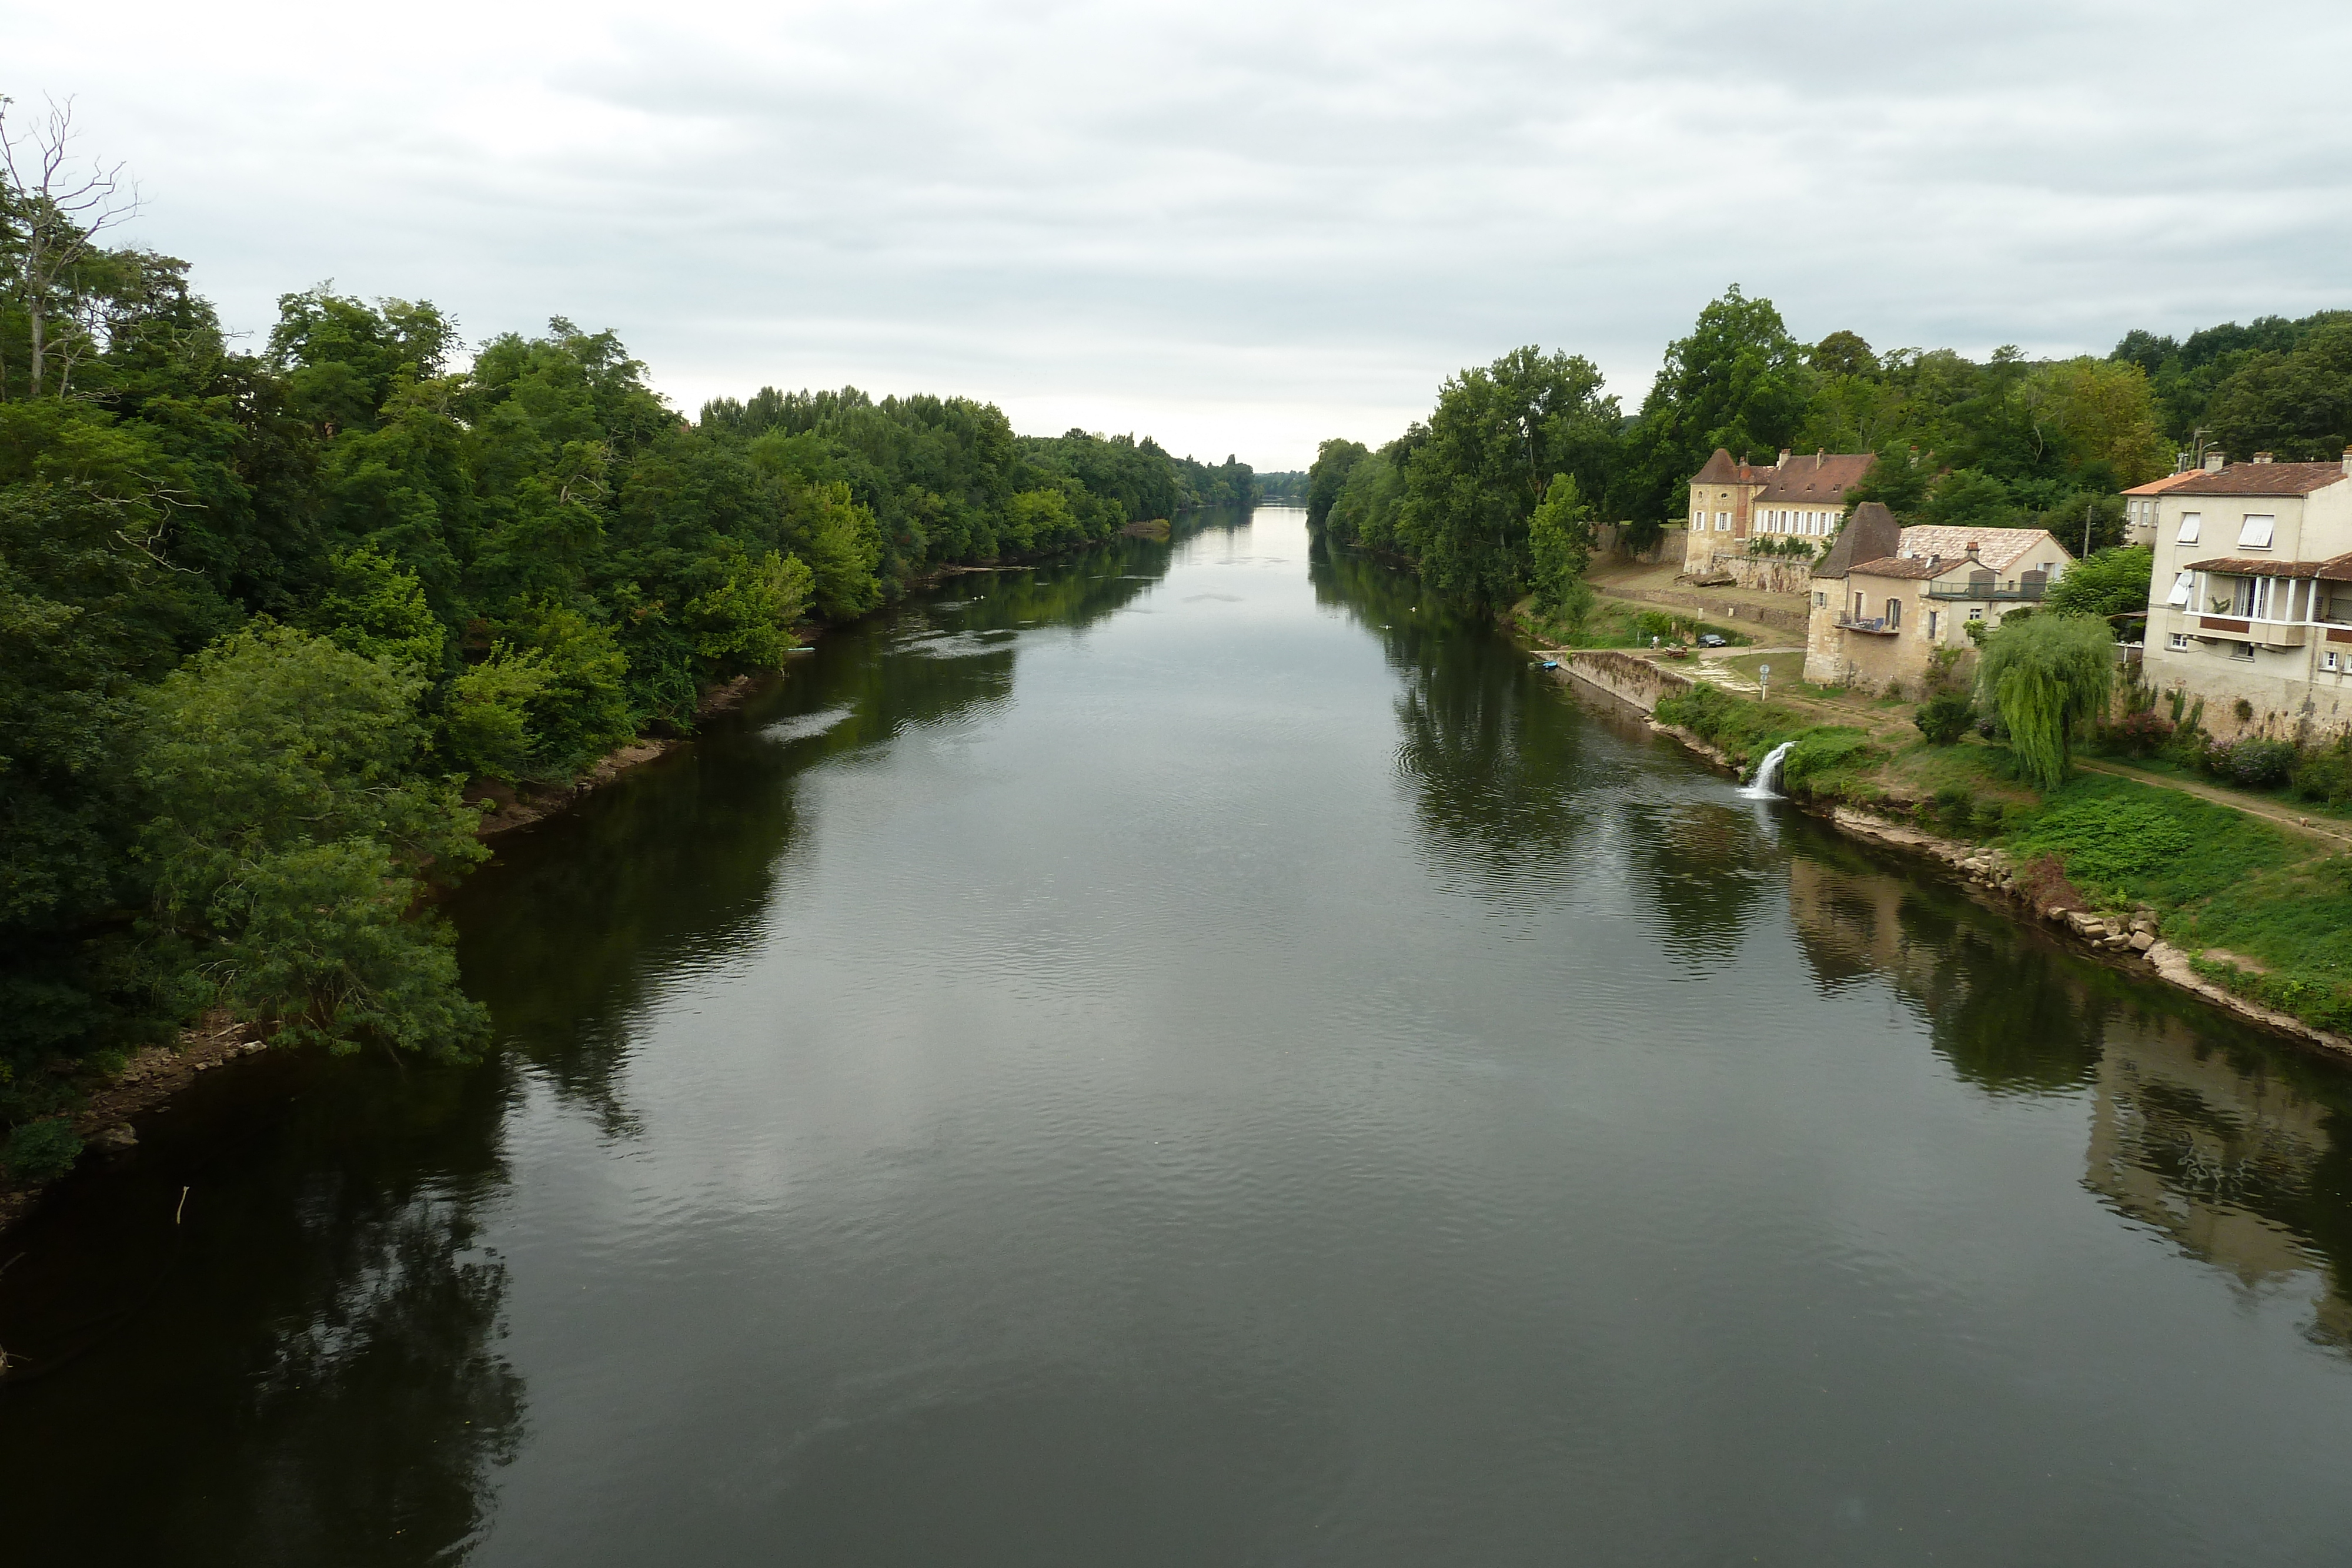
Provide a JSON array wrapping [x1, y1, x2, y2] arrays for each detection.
[[1785, 831, 2352, 1352], [449, 527, 1184, 1131], [1315, 542, 1605, 892], [2, 1057, 522, 1563], [1621, 802, 1773, 966]]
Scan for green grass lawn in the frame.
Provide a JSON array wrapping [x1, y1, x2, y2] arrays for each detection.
[[1518, 597, 1753, 651]]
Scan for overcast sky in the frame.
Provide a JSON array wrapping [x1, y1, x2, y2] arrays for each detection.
[[11, 0, 2350, 467]]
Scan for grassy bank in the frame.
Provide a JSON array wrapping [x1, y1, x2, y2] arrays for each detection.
[[1514, 596, 1753, 651], [1653, 680, 2352, 1036]]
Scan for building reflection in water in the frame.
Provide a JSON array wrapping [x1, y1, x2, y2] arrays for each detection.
[[1786, 841, 2352, 1351]]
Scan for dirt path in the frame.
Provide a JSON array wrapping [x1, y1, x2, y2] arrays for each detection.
[[2074, 758, 2352, 849]]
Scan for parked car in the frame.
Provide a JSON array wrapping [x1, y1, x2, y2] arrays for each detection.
[[1696, 633, 1727, 648]]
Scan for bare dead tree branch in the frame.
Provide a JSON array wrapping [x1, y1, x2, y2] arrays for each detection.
[[0, 93, 142, 397]]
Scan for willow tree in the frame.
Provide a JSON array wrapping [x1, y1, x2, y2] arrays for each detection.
[[1976, 613, 2116, 793]]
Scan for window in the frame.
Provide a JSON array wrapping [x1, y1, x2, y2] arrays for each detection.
[[2250, 577, 2276, 620], [1717, 511, 1730, 531], [2177, 513, 2201, 544], [1967, 606, 1984, 621], [2239, 515, 2276, 549], [1885, 598, 1902, 630], [2169, 632, 2190, 650], [2167, 571, 2193, 607], [2231, 642, 2256, 661], [2325, 650, 2342, 672], [1926, 610, 1939, 640], [1814, 591, 1826, 608]]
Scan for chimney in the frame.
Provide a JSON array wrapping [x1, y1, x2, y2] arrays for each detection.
[[2203, 449, 2226, 472], [1965, 541, 1981, 563], [2253, 452, 2274, 464], [2341, 446, 2352, 476], [1776, 449, 1790, 468]]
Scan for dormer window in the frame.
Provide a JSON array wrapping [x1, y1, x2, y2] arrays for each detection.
[[2239, 515, 2275, 549], [2177, 513, 2201, 544]]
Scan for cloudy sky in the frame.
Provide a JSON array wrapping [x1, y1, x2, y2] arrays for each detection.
[[11, 0, 2350, 467]]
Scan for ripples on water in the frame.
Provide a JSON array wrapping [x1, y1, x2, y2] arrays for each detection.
[[7, 509, 2352, 1566]]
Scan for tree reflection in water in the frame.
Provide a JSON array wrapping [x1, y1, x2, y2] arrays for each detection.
[[0, 1054, 522, 1564]]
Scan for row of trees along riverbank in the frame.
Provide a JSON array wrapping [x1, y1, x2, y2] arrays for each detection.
[[0, 98, 1255, 1179], [1305, 286, 2352, 620]]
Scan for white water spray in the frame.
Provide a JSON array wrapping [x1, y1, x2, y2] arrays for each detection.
[[1741, 740, 1796, 799]]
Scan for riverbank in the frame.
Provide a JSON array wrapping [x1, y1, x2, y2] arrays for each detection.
[[1551, 650, 2352, 1059]]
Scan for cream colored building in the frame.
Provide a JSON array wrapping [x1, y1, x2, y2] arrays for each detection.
[[1803, 506, 2074, 691], [2120, 469, 2205, 548], [2139, 451, 2352, 740], [1682, 448, 1873, 574]]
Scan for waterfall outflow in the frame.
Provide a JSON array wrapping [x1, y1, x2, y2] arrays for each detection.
[[1740, 739, 1797, 799]]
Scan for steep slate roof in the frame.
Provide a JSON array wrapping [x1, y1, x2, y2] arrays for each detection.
[[1893, 525, 2064, 574], [2121, 470, 2208, 499], [1813, 501, 1903, 580], [2164, 462, 2348, 497], [1753, 452, 1874, 504], [1691, 448, 1748, 486], [2183, 552, 2352, 581]]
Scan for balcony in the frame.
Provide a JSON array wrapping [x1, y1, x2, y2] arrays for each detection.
[[2195, 616, 2307, 647], [1925, 580, 2047, 603], [1835, 613, 1900, 636]]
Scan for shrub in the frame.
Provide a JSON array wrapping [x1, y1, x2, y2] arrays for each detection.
[[2293, 740, 2352, 807], [2221, 737, 2297, 790], [1927, 785, 1977, 836], [1634, 610, 1676, 644], [2233, 697, 2254, 723], [2098, 710, 2174, 758], [1915, 691, 1975, 745], [4, 1118, 83, 1181], [2009, 793, 2194, 890], [1780, 728, 1882, 795]]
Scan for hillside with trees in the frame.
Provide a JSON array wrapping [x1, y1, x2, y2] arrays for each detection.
[[1310, 286, 2352, 609]]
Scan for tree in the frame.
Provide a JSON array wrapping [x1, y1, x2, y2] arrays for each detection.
[[1395, 346, 1618, 604], [1527, 472, 1596, 627], [1810, 330, 1880, 380], [1976, 613, 2116, 793], [2044, 546, 2153, 623], [2020, 357, 2169, 486], [1306, 438, 1368, 528], [136, 623, 489, 1055], [1615, 287, 1812, 531], [0, 95, 141, 398], [2205, 320, 2352, 461]]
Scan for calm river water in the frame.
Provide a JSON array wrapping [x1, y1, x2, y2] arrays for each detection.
[[8, 506, 2352, 1564]]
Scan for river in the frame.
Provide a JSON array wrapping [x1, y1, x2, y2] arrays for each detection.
[[7, 506, 2352, 1564]]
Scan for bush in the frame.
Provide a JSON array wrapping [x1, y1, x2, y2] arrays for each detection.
[[2293, 741, 2352, 807], [1926, 785, 1977, 836], [2221, 737, 2297, 790], [1915, 692, 1975, 745], [4, 1118, 83, 1181], [1634, 610, 1676, 644], [2097, 710, 2174, 758], [1780, 728, 1882, 795], [2009, 793, 2195, 890]]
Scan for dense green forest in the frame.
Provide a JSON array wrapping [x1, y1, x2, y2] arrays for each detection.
[[1309, 287, 2350, 609], [0, 118, 1251, 1143]]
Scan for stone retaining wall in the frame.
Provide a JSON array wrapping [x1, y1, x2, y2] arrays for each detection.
[[1564, 650, 1693, 714]]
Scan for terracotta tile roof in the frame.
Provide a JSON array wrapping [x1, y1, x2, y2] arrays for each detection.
[[2184, 552, 2352, 581], [1893, 525, 2066, 575], [2164, 462, 2348, 497], [1847, 555, 1942, 580], [1753, 452, 1874, 504], [2121, 470, 2208, 497]]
